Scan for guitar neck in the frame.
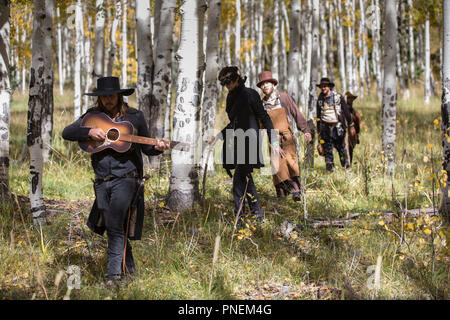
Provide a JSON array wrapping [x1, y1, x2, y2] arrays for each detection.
[[120, 134, 159, 146], [120, 134, 180, 149]]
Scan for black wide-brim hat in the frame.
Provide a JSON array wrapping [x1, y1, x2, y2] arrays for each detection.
[[84, 76, 135, 96], [316, 77, 335, 88]]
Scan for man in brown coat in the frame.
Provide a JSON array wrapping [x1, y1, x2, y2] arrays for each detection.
[[256, 71, 312, 201]]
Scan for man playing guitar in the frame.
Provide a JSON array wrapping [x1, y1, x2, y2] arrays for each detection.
[[62, 76, 170, 287]]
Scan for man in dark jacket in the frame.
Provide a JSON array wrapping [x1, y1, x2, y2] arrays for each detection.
[[316, 78, 355, 172], [62, 76, 169, 285], [212, 66, 280, 223]]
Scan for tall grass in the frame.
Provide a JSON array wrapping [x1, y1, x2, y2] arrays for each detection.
[[1, 85, 448, 300]]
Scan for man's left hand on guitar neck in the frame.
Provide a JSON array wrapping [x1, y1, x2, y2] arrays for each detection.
[[155, 139, 170, 152]]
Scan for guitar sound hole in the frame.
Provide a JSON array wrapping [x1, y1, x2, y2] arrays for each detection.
[[107, 128, 120, 142]]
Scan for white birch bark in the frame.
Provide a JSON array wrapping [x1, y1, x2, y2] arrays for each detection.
[[358, 0, 366, 97], [424, 13, 431, 105], [279, 0, 288, 89], [271, 0, 280, 81], [439, 0, 450, 217], [234, 0, 241, 67], [280, 13, 287, 90], [167, 0, 206, 212], [287, 0, 301, 104], [136, 0, 153, 120], [303, 0, 312, 110], [93, 0, 105, 83], [256, 1, 263, 74], [337, 0, 347, 93], [74, 0, 83, 119], [320, 1, 327, 78], [56, 6, 64, 95], [84, 15, 93, 113], [408, 0, 415, 83], [107, 0, 122, 76], [148, 0, 177, 169], [0, 0, 10, 201], [345, 0, 355, 94], [327, 0, 335, 78], [306, 0, 319, 167], [21, 20, 27, 94], [201, 0, 221, 173], [27, 0, 54, 224], [381, 0, 398, 176], [153, 0, 162, 58], [122, 0, 127, 88], [372, 0, 382, 100], [224, 20, 231, 66]]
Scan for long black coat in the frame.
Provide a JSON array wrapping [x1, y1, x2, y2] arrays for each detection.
[[220, 82, 277, 170], [62, 107, 162, 240]]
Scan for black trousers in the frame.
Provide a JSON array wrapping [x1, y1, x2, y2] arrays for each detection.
[[320, 122, 349, 169], [232, 165, 263, 218], [94, 176, 138, 279]]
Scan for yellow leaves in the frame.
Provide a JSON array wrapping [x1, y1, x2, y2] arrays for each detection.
[[424, 228, 432, 235], [427, 144, 433, 150], [433, 119, 439, 127], [319, 139, 325, 144], [378, 220, 385, 226], [159, 202, 165, 208]]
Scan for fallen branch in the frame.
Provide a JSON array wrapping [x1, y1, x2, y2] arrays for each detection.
[[306, 207, 439, 228]]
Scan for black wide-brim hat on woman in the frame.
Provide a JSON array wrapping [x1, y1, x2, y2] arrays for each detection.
[[84, 76, 135, 96]]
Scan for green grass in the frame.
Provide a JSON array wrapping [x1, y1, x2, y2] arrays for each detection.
[[1, 85, 449, 300]]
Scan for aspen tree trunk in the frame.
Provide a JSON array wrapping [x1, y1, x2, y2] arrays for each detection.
[[201, 0, 221, 173], [21, 25, 27, 94], [122, 0, 127, 88], [408, 0, 415, 83], [167, 0, 206, 212], [439, 0, 450, 219], [107, 0, 122, 76], [242, 0, 250, 83], [27, 0, 54, 224], [327, 0, 335, 79], [56, 6, 64, 95], [337, 0, 347, 93], [287, 0, 301, 104], [424, 11, 431, 105], [93, 0, 105, 84], [345, 0, 355, 94], [234, 0, 241, 67], [320, 1, 327, 78], [74, 0, 83, 120], [148, 0, 177, 169], [0, 0, 10, 202], [280, 14, 287, 89], [84, 15, 93, 112], [223, 20, 231, 66], [250, 0, 257, 84], [256, 0, 263, 74], [306, 0, 319, 167], [271, 0, 280, 81], [358, 0, 366, 97], [372, 0, 382, 100], [279, 0, 288, 89], [153, 0, 162, 57], [135, 0, 153, 128], [381, 0, 398, 176], [303, 0, 312, 110]]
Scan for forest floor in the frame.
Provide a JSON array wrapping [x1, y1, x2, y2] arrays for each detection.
[[1, 86, 449, 300]]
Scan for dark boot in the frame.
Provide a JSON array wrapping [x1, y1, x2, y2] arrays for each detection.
[[326, 163, 335, 172]]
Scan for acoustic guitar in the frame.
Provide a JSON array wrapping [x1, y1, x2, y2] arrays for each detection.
[[78, 112, 189, 153]]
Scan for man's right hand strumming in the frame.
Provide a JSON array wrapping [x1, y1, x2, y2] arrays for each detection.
[[88, 128, 106, 141]]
